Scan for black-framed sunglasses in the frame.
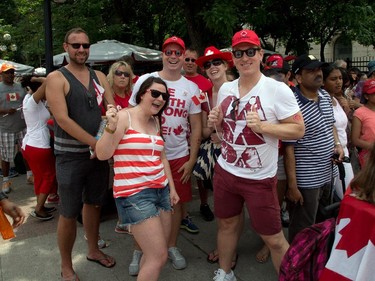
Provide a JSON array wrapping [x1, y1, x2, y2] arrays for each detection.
[[114, 70, 130, 77], [164, 49, 183, 57], [203, 59, 223, 70], [232, 48, 260, 59], [149, 89, 169, 101], [185, 58, 196, 63], [230, 98, 240, 121], [67, 43, 91, 49]]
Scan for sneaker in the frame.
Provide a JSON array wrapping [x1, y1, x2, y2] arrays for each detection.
[[115, 223, 132, 235], [26, 175, 34, 185], [168, 247, 187, 270], [2, 181, 12, 194], [47, 194, 59, 204], [213, 269, 237, 281], [30, 210, 54, 221], [200, 204, 214, 221], [281, 209, 290, 228], [0, 168, 19, 178], [129, 250, 143, 276], [180, 216, 199, 233]]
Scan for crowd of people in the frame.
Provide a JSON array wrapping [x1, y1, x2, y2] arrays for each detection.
[[1, 26, 374, 281]]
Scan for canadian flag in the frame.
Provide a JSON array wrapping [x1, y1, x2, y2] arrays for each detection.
[[319, 196, 375, 281], [92, 79, 105, 105], [192, 90, 207, 105]]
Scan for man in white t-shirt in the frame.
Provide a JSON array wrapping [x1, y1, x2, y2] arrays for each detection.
[[208, 29, 305, 281], [129, 36, 202, 271]]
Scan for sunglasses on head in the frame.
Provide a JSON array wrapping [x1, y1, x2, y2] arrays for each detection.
[[149, 89, 169, 101], [230, 98, 240, 121], [232, 48, 260, 59], [114, 70, 130, 77], [185, 58, 196, 63], [67, 43, 91, 49], [164, 49, 183, 57], [203, 59, 223, 70]]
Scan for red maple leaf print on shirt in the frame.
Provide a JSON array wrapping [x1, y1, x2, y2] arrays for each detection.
[[173, 125, 184, 136]]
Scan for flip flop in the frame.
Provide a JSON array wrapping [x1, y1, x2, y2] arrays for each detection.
[[86, 254, 116, 268], [207, 249, 219, 264], [61, 272, 79, 281], [255, 245, 270, 264], [231, 254, 239, 270], [30, 210, 53, 221]]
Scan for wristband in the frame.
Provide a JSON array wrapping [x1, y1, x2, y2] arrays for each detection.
[[104, 123, 116, 134]]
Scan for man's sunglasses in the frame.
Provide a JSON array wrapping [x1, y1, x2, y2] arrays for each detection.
[[232, 48, 260, 59], [164, 49, 183, 57], [203, 59, 223, 70], [230, 98, 240, 121], [185, 58, 196, 63], [114, 70, 130, 77], [149, 89, 169, 101], [67, 43, 91, 49]]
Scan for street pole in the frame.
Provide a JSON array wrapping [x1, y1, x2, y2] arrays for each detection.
[[43, 0, 53, 75]]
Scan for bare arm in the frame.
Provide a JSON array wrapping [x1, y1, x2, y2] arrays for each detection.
[[351, 116, 372, 150], [177, 112, 202, 184], [284, 143, 304, 205], [45, 71, 97, 149], [30, 77, 47, 103], [246, 111, 305, 140], [161, 150, 179, 206]]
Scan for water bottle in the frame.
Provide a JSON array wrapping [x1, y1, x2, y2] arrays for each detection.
[[89, 118, 108, 155]]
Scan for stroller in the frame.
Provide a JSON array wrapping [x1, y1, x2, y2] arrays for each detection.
[[279, 162, 346, 281]]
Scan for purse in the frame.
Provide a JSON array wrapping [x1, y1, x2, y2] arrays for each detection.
[[192, 139, 221, 181]]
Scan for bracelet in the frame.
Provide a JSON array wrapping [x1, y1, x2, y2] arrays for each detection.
[[104, 123, 116, 134], [334, 142, 341, 146]]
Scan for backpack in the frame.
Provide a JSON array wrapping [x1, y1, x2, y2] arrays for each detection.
[[279, 218, 336, 281]]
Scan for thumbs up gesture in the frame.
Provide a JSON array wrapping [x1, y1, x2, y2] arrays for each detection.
[[246, 104, 261, 132]]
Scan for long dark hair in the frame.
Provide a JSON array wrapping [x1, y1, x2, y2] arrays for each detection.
[[351, 143, 375, 204], [135, 76, 169, 136]]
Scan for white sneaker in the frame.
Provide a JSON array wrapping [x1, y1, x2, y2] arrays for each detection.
[[129, 250, 143, 276], [168, 247, 187, 269], [213, 269, 237, 281]]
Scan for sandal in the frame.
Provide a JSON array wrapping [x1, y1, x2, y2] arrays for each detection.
[[61, 272, 79, 281], [255, 244, 270, 264], [207, 249, 238, 270]]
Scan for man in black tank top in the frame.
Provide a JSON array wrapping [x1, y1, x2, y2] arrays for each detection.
[[45, 27, 116, 280]]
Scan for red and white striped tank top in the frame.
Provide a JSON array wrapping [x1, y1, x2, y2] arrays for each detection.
[[113, 111, 168, 198]]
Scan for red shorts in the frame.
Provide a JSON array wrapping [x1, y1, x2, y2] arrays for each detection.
[[169, 155, 192, 203], [213, 164, 281, 235]]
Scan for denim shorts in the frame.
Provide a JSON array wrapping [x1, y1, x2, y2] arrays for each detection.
[[115, 185, 172, 225]]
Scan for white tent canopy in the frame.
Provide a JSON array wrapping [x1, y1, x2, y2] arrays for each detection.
[[0, 59, 34, 75], [53, 40, 162, 66]]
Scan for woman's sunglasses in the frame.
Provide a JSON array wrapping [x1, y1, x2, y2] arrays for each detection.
[[164, 49, 183, 57], [232, 48, 260, 59], [114, 70, 130, 77], [67, 43, 91, 49], [203, 59, 223, 70], [185, 58, 196, 63], [149, 89, 169, 101]]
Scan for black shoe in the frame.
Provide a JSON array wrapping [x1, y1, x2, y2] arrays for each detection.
[[200, 204, 214, 221], [30, 211, 53, 221], [44, 206, 57, 213]]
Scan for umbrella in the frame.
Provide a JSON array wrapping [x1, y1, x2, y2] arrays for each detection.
[[53, 40, 162, 66], [0, 59, 34, 75]]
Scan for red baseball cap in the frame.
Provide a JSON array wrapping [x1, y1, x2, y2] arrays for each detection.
[[232, 29, 261, 48], [265, 54, 290, 72], [162, 36, 185, 51], [362, 78, 375, 95], [195, 46, 233, 68]]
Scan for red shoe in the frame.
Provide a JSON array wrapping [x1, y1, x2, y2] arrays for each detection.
[[47, 194, 59, 204]]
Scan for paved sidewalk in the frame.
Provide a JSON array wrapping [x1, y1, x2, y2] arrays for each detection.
[[0, 174, 278, 281]]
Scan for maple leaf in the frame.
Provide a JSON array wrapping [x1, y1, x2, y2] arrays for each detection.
[[173, 125, 184, 136], [335, 196, 375, 257]]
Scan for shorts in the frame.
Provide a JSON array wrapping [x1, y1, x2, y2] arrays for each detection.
[[0, 129, 26, 162], [169, 155, 192, 202], [55, 152, 109, 218], [213, 164, 281, 235], [115, 185, 172, 225]]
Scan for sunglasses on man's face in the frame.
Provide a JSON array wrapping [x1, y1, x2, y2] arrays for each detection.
[[114, 70, 130, 77], [203, 59, 223, 70], [230, 98, 240, 121], [67, 43, 91, 49], [232, 48, 260, 59], [149, 89, 169, 101], [184, 58, 196, 63], [164, 49, 183, 57]]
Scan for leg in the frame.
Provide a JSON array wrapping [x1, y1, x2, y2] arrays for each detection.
[[58, 215, 77, 279], [217, 215, 241, 273], [260, 231, 289, 274], [1, 159, 10, 178], [132, 215, 170, 281], [198, 179, 214, 221]]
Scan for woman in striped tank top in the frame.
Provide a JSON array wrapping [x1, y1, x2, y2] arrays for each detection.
[[96, 76, 179, 281]]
